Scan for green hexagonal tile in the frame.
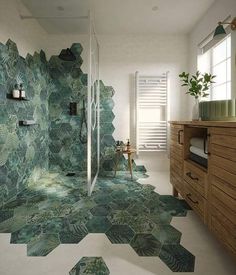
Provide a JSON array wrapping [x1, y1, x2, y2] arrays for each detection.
[[27, 233, 60, 256], [85, 216, 112, 233], [90, 205, 111, 216], [152, 224, 182, 244], [10, 224, 41, 244], [130, 233, 162, 256], [69, 257, 110, 275], [59, 222, 88, 244], [159, 244, 195, 272], [106, 224, 135, 244]]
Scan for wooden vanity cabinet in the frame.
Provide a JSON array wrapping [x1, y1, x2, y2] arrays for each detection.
[[170, 121, 236, 259]]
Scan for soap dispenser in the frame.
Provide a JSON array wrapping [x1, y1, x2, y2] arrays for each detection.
[[12, 84, 20, 99], [19, 83, 25, 99]]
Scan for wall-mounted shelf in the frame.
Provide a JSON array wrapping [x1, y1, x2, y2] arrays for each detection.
[[6, 94, 30, 101], [19, 120, 37, 126]]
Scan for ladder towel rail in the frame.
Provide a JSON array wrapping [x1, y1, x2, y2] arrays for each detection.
[[135, 72, 168, 154]]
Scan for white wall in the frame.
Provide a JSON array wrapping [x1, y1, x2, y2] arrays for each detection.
[[0, 0, 47, 57], [98, 34, 188, 142], [0, 1, 189, 144], [43, 34, 189, 142], [188, 0, 236, 117]]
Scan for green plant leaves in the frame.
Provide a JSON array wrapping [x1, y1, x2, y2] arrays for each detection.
[[179, 71, 216, 99]]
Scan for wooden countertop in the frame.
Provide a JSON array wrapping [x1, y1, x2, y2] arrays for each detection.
[[169, 120, 236, 128]]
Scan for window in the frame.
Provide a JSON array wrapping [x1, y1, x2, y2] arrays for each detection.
[[198, 34, 231, 100]]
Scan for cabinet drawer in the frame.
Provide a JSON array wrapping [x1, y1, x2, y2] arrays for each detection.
[[211, 165, 236, 188], [210, 184, 236, 223], [170, 144, 182, 159], [184, 161, 207, 198], [183, 181, 207, 223], [170, 150, 182, 164], [211, 154, 236, 177], [209, 205, 236, 257], [210, 131, 236, 149], [170, 170, 184, 196], [170, 158, 183, 172], [210, 174, 236, 200], [211, 143, 236, 162]]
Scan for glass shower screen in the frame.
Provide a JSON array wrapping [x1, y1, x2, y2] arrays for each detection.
[[87, 16, 100, 196]]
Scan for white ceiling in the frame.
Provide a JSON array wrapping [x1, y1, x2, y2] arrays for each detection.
[[20, 0, 215, 35]]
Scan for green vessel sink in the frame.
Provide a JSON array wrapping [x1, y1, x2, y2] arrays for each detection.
[[199, 99, 236, 121]]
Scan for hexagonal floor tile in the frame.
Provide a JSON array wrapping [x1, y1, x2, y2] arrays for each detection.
[[130, 233, 162, 256], [27, 233, 60, 256], [10, 224, 41, 244], [85, 216, 112, 233], [159, 196, 187, 217], [0, 210, 14, 223], [106, 224, 135, 244], [107, 210, 131, 225], [129, 216, 156, 233], [159, 244, 195, 272], [152, 224, 182, 245], [90, 205, 111, 216], [59, 223, 88, 244], [127, 203, 150, 217], [94, 194, 112, 204], [69, 257, 110, 275]]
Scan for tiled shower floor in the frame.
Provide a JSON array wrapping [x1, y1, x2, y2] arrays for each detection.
[[0, 171, 194, 272]]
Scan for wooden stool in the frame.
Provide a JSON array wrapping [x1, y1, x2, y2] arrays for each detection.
[[114, 148, 136, 179]]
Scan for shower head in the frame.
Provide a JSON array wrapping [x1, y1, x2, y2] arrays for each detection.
[[58, 48, 76, 61]]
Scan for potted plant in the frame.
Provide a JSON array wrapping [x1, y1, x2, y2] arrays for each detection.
[[179, 71, 215, 120]]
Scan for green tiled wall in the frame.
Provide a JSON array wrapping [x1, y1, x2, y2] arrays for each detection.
[[48, 44, 142, 173], [0, 40, 51, 204], [48, 43, 88, 172], [0, 40, 145, 203]]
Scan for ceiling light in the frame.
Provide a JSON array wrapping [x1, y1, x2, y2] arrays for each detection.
[[152, 6, 158, 11], [213, 17, 236, 39], [57, 6, 64, 11]]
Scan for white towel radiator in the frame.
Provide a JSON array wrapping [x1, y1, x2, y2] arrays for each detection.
[[135, 72, 168, 154]]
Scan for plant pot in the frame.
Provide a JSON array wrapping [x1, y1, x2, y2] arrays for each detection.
[[192, 98, 199, 121]]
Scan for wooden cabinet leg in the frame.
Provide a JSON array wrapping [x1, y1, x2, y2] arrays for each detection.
[[173, 187, 178, 197]]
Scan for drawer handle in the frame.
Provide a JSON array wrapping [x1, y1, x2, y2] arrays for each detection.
[[178, 130, 183, 145], [203, 134, 211, 155], [186, 172, 199, 181], [186, 193, 199, 204]]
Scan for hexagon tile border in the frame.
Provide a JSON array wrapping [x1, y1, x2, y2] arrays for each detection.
[[1, 172, 195, 272], [0, 39, 195, 272]]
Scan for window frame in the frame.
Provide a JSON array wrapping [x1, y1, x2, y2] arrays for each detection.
[[209, 34, 231, 100]]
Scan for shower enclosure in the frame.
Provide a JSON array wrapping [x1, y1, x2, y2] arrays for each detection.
[[18, 1, 100, 196], [87, 14, 100, 195]]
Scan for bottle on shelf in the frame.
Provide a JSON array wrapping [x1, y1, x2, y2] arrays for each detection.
[[127, 139, 131, 151], [12, 84, 20, 99], [116, 141, 121, 151], [19, 83, 26, 99]]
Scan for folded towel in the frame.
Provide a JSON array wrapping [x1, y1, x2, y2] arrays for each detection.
[[190, 152, 208, 168], [190, 146, 208, 159], [190, 137, 207, 150]]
